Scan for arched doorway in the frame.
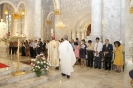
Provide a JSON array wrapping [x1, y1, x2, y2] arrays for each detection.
[[86, 24, 91, 36], [0, 3, 14, 37]]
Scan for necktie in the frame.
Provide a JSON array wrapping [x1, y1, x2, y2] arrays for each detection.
[[96, 43, 98, 51]]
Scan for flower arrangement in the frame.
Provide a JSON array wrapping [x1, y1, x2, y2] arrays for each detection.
[[31, 54, 51, 77]]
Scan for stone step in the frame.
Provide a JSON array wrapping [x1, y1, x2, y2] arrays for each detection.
[[1, 71, 61, 88], [0, 66, 30, 77], [0, 71, 36, 87]]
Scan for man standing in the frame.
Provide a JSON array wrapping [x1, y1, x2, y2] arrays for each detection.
[[102, 39, 113, 70], [48, 36, 60, 70], [30, 39, 34, 57], [76, 38, 81, 45], [71, 39, 75, 50], [59, 35, 76, 79], [94, 37, 103, 69], [33, 40, 37, 58]]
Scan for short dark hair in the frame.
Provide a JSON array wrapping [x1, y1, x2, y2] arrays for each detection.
[[61, 38, 64, 41], [115, 41, 121, 47], [88, 40, 92, 43], [74, 42, 78, 46], [81, 39, 85, 43], [76, 38, 79, 40], [96, 37, 100, 40]]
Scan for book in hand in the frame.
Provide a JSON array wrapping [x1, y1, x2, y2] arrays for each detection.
[[81, 45, 85, 48]]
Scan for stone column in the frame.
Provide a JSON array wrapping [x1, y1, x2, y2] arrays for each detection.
[[125, 1, 131, 59], [24, 0, 35, 39], [77, 31, 81, 40], [72, 30, 76, 40], [34, 0, 42, 39], [12, 19, 21, 35], [84, 30, 87, 39], [91, 0, 102, 36], [87, 0, 102, 42], [81, 30, 85, 40]]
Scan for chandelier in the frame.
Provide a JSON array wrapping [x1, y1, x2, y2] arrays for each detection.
[[4, 9, 8, 15], [21, 10, 25, 16], [56, 18, 66, 29], [56, 0, 65, 29]]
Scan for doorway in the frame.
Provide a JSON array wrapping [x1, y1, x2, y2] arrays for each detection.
[[87, 24, 91, 36]]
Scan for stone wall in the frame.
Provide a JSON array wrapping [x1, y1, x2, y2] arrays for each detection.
[[42, 0, 54, 40], [58, 0, 91, 40], [103, 0, 125, 45]]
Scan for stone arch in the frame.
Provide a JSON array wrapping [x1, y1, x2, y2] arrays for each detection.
[[47, 11, 54, 20], [73, 13, 91, 30], [70, 8, 91, 29], [0, 1, 16, 11], [78, 17, 91, 29], [16, 2, 25, 12]]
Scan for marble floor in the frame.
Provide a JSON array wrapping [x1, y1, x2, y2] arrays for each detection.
[[0, 56, 133, 88], [0, 56, 30, 73], [34, 59, 133, 88]]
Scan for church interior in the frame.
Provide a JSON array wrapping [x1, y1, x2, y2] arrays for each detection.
[[0, 0, 133, 88]]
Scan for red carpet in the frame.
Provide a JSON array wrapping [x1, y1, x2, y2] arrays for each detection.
[[0, 63, 9, 68]]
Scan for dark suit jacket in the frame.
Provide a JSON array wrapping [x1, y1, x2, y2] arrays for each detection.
[[102, 44, 113, 57], [37, 44, 42, 53]]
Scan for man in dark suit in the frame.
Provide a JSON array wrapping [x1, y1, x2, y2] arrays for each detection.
[[102, 39, 113, 70]]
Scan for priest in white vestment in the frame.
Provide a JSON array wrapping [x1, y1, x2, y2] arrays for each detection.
[[48, 36, 60, 70], [59, 35, 76, 79]]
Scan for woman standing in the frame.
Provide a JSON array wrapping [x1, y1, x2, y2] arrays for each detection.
[[21, 41, 26, 56], [80, 39, 87, 67], [86, 40, 94, 67], [74, 42, 80, 65], [113, 41, 124, 73], [25, 40, 30, 57]]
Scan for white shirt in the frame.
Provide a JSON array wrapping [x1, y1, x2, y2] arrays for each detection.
[[33, 42, 37, 49], [106, 44, 108, 47], [94, 42, 103, 57]]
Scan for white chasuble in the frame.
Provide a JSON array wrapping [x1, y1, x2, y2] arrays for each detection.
[[59, 40, 76, 75], [48, 40, 59, 66]]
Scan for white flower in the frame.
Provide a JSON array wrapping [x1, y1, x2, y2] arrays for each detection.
[[31, 59, 34, 61], [38, 66, 40, 69], [46, 68, 48, 70], [47, 66, 49, 69], [33, 69, 35, 71], [43, 61, 46, 63], [37, 61, 40, 64], [40, 54, 43, 56]]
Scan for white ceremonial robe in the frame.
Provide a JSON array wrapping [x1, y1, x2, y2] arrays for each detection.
[[59, 40, 76, 75], [48, 40, 59, 67]]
